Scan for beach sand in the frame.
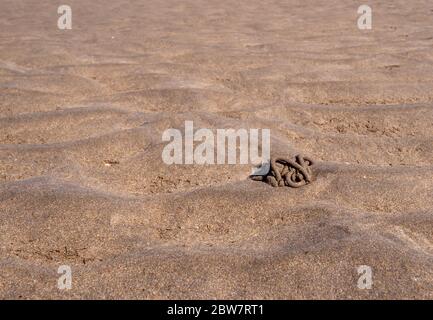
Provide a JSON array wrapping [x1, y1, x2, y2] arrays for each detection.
[[1, 0, 433, 299]]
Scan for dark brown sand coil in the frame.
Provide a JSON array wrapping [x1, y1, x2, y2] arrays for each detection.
[[251, 155, 314, 188]]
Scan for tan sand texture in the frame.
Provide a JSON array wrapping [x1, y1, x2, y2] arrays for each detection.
[[1, 0, 433, 299]]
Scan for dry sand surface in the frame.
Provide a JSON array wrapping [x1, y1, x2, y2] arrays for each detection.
[[1, 0, 433, 299]]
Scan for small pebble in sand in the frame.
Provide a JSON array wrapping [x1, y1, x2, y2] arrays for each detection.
[[103, 160, 120, 167]]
